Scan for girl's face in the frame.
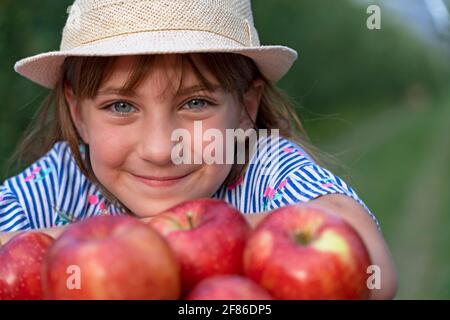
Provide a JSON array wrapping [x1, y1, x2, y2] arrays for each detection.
[[65, 55, 262, 217]]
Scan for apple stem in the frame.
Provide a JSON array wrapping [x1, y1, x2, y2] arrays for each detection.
[[295, 232, 311, 246], [187, 211, 194, 229]]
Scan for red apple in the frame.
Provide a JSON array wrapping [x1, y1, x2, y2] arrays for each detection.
[[243, 205, 371, 300], [148, 199, 250, 293], [0, 232, 54, 300], [186, 275, 272, 300], [42, 215, 181, 300]]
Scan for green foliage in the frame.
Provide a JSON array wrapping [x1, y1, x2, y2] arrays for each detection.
[[253, 0, 450, 113]]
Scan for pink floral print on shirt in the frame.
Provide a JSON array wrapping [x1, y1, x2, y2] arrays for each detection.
[[283, 146, 305, 157], [25, 166, 54, 183], [88, 194, 108, 214], [262, 178, 289, 211], [319, 177, 336, 188], [54, 194, 109, 226]]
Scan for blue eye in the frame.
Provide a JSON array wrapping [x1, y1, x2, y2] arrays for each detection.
[[107, 101, 136, 115], [184, 99, 211, 110]]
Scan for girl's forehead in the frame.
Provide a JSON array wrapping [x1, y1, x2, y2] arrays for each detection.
[[99, 55, 219, 98]]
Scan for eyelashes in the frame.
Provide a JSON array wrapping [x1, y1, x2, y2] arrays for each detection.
[[102, 97, 217, 116], [184, 98, 211, 111], [105, 101, 137, 116]]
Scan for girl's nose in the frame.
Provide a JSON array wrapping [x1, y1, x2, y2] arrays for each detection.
[[137, 121, 178, 166]]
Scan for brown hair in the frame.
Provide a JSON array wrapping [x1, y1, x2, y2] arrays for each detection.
[[6, 53, 331, 213]]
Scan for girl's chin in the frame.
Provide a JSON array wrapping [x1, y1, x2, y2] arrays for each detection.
[[124, 199, 186, 218]]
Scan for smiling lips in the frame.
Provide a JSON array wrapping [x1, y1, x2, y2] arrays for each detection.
[[132, 172, 191, 187]]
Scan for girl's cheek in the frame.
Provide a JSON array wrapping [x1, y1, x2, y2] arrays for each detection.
[[88, 126, 134, 169]]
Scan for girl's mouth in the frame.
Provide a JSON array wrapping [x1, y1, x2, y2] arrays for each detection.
[[131, 172, 191, 188]]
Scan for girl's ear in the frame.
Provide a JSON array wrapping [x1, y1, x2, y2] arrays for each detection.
[[64, 83, 90, 144], [239, 79, 265, 130]]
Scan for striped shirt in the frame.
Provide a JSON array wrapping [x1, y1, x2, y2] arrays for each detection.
[[0, 135, 379, 232]]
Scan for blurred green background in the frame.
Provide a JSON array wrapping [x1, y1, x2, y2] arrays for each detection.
[[1, 0, 449, 299]]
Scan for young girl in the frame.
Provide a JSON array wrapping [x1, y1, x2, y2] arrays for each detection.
[[0, 0, 396, 298]]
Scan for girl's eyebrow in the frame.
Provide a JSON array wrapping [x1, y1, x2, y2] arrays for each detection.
[[97, 84, 220, 98], [175, 84, 221, 97]]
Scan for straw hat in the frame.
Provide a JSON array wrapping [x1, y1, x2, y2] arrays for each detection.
[[14, 0, 298, 89]]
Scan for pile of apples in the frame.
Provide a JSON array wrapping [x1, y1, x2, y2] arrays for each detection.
[[0, 199, 372, 300]]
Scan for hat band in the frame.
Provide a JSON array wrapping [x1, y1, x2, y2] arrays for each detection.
[[61, 0, 260, 50]]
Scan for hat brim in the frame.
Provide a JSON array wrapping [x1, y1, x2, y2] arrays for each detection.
[[14, 30, 298, 89]]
